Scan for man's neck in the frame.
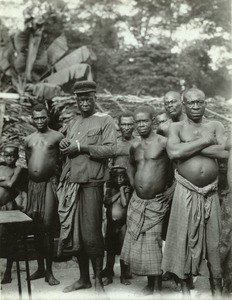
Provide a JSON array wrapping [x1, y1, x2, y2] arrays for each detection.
[[141, 130, 155, 141], [81, 110, 95, 118], [121, 135, 133, 142], [172, 112, 184, 122], [38, 127, 50, 133], [186, 117, 203, 126]]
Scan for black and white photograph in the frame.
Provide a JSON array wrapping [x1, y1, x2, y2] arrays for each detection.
[[0, 0, 231, 299]]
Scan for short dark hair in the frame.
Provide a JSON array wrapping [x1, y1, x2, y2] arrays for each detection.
[[183, 88, 205, 102], [4, 143, 19, 156], [134, 105, 155, 120], [118, 111, 134, 124], [31, 104, 49, 115]]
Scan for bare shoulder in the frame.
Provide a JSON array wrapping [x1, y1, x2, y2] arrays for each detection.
[[158, 119, 172, 136], [157, 134, 167, 148], [49, 129, 64, 141], [169, 121, 183, 131], [130, 138, 141, 152], [24, 132, 36, 143], [205, 119, 224, 129]]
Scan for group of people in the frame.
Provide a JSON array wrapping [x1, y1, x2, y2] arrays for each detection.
[[0, 80, 231, 297]]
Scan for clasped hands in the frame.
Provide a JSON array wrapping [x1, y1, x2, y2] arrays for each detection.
[[59, 138, 79, 155]]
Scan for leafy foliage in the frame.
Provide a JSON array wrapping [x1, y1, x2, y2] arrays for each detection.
[[0, 0, 231, 98]]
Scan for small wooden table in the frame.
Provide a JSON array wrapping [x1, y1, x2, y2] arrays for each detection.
[[0, 210, 32, 300]]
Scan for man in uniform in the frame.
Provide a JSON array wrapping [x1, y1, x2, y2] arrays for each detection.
[[162, 88, 228, 295], [121, 106, 174, 295], [25, 104, 64, 285], [57, 80, 117, 295]]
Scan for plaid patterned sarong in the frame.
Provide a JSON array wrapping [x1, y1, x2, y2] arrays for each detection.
[[121, 191, 169, 275], [162, 170, 221, 279]]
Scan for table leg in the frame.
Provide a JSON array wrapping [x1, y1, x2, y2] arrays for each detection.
[[23, 236, 32, 300], [16, 260, 22, 300]]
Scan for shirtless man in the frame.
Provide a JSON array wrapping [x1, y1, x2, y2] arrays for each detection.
[[219, 129, 232, 293], [0, 144, 22, 284], [121, 106, 174, 295], [24, 104, 63, 285], [162, 88, 228, 295], [157, 91, 185, 136], [113, 111, 136, 167]]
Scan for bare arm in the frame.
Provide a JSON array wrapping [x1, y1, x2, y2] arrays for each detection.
[[200, 122, 228, 159], [167, 123, 213, 160], [24, 136, 31, 164], [126, 145, 137, 188], [156, 122, 169, 137], [0, 167, 22, 189], [119, 186, 131, 207], [104, 187, 121, 207]]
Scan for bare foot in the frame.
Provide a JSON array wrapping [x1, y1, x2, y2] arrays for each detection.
[[45, 272, 60, 286], [103, 277, 113, 286], [141, 285, 154, 296], [101, 269, 114, 278], [162, 271, 172, 281], [95, 279, 105, 293], [1, 273, 12, 284], [120, 277, 131, 285], [63, 279, 92, 293], [95, 280, 110, 300], [29, 269, 45, 280], [125, 271, 132, 279]]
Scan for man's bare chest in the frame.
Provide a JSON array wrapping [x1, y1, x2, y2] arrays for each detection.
[[179, 124, 215, 142], [134, 142, 164, 161], [28, 136, 58, 150]]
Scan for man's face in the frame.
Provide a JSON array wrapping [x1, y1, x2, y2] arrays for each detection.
[[119, 116, 134, 140], [32, 109, 49, 131], [164, 93, 182, 119], [4, 147, 18, 166], [184, 91, 206, 122], [156, 113, 169, 126], [135, 112, 153, 138], [76, 92, 95, 115]]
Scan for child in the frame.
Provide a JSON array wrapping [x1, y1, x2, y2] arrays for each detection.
[[0, 144, 22, 284], [102, 166, 132, 286]]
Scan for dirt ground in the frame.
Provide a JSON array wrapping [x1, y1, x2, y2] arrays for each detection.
[[0, 256, 231, 300]]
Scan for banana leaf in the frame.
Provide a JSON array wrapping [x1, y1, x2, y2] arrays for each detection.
[[47, 34, 68, 65], [43, 63, 92, 86], [54, 46, 97, 71], [13, 28, 48, 82], [26, 83, 63, 100]]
